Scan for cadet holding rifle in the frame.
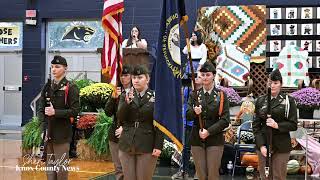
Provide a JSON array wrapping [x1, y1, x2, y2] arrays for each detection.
[[38, 55, 80, 180], [253, 69, 297, 180]]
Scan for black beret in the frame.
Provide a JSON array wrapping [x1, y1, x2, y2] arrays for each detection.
[[122, 64, 132, 75], [199, 61, 216, 74], [270, 69, 282, 82], [132, 65, 149, 76], [51, 55, 67, 66]]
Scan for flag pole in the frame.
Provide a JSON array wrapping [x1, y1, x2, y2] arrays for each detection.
[[181, 23, 204, 131], [116, 12, 122, 127]]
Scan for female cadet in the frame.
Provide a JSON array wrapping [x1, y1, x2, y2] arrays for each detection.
[[186, 61, 230, 180], [253, 69, 297, 180], [105, 64, 132, 180], [117, 65, 164, 180]]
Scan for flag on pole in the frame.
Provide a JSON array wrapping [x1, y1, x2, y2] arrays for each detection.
[[101, 0, 124, 86], [153, 0, 188, 152]]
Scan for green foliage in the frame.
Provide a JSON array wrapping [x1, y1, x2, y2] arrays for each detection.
[[22, 117, 42, 150], [74, 79, 95, 90], [87, 110, 113, 156], [159, 139, 175, 160]]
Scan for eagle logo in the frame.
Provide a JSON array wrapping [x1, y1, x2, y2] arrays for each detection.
[[62, 25, 95, 43]]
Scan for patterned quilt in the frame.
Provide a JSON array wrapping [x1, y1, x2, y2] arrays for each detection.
[[273, 45, 309, 87], [195, 5, 266, 63], [215, 44, 251, 86]]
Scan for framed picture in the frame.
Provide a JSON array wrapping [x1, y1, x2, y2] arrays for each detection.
[[270, 24, 282, 36], [306, 57, 313, 68], [301, 7, 313, 19], [286, 24, 297, 35], [270, 40, 281, 52], [316, 40, 320, 52], [317, 7, 320, 19], [270, 8, 282, 19], [270, 57, 279, 68], [301, 24, 313, 35], [285, 40, 297, 47], [286, 8, 297, 19], [317, 24, 320, 35], [301, 40, 313, 52], [317, 57, 320, 68]]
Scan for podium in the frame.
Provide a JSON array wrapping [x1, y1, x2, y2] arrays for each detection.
[[123, 48, 152, 71]]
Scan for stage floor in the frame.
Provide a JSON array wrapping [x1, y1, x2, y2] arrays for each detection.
[[1, 131, 319, 180]]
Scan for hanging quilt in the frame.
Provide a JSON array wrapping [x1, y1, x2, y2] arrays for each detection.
[[273, 45, 309, 87]]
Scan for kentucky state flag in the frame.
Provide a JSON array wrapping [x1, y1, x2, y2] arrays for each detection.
[[153, 0, 187, 151]]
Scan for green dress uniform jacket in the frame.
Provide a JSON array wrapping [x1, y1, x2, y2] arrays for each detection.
[[38, 77, 80, 144], [186, 88, 230, 147], [253, 92, 298, 153], [117, 89, 164, 154]]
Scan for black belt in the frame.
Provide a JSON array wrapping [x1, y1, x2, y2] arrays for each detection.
[[124, 122, 153, 129]]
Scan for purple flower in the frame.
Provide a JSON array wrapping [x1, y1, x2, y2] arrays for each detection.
[[291, 87, 320, 109], [217, 86, 241, 106]]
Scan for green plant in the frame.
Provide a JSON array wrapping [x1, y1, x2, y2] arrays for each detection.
[[87, 110, 113, 156], [74, 79, 95, 90], [22, 117, 42, 150], [160, 139, 175, 160]]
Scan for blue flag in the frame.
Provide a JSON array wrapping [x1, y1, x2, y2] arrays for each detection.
[[153, 0, 186, 151]]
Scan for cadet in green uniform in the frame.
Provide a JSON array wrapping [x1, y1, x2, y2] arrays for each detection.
[[253, 69, 297, 180], [38, 55, 80, 180], [186, 61, 230, 180], [105, 65, 132, 180], [117, 65, 164, 180]]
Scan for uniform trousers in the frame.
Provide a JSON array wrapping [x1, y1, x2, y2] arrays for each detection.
[[191, 145, 224, 180], [46, 142, 70, 180], [119, 150, 157, 180], [257, 150, 290, 180], [109, 141, 123, 180]]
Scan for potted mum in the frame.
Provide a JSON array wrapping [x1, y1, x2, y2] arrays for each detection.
[[80, 83, 114, 112], [291, 87, 320, 119], [217, 86, 242, 107]]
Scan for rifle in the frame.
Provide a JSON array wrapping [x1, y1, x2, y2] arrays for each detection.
[[265, 87, 273, 178], [40, 68, 54, 162]]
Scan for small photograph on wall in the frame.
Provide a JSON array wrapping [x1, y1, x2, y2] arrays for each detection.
[[306, 57, 313, 68], [317, 7, 320, 19], [270, 8, 282, 19], [270, 57, 279, 68], [301, 40, 313, 52], [301, 24, 313, 35], [317, 24, 320, 35], [270, 40, 282, 52], [286, 8, 297, 19], [316, 40, 320, 52], [270, 24, 282, 36], [301, 7, 313, 19], [286, 24, 297, 35], [285, 40, 297, 47], [317, 57, 320, 68]]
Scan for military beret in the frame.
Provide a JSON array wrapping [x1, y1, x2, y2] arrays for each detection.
[[51, 55, 67, 66], [270, 69, 282, 83], [122, 64, 132, 75], [132, 65, 149, 76], [199, 61, 216, 74]]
